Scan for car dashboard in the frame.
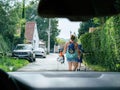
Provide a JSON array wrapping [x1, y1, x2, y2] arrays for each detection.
[[5, 71, 120, 90]]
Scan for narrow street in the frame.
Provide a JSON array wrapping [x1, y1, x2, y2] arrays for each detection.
[[17, 53, 90, 72]]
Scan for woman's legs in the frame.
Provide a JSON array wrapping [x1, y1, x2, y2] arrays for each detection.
[[72, 62, 78, 71], [67, 60, 78, 71], [68, 62, 72, 71]]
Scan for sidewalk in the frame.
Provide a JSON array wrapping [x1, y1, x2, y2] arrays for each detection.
[[79, 63, 93, 72], [56, 62, 93, 72], [56, 54, 93, 71]]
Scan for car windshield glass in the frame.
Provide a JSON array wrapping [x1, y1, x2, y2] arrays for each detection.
[[15, 46, 32, 50], [0, 0, 120, 73]]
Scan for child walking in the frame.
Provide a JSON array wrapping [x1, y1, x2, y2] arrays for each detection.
[[57, 49, 65, 64], [77, 44, 83, 71]]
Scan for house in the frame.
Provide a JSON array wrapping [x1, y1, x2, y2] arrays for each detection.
[[89, 27, 96, 33], [25, 21, 39, 50]]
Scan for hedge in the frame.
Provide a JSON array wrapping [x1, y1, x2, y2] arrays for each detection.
[[80, 16, 120, 71]]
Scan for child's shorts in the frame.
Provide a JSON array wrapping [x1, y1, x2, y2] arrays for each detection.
[[76, 57, 82, 63]]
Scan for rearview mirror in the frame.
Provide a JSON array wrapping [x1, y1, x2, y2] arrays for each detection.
[[38, 0, 120, 21]]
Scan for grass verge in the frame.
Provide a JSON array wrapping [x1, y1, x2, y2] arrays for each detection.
[[83, 61, 110, 72], [0, 56, 29, 72]]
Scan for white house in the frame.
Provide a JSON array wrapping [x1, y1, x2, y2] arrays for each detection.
[[25, 21, 39, 50]]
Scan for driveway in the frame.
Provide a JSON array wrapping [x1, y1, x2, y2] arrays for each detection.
[[17, 53, 91, 72]]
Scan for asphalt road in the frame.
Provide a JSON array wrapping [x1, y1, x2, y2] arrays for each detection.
[[17, 53, 90, 72]]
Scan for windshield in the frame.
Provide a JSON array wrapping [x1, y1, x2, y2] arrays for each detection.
[[0, 0, 120, 72], [15, 45, 32, 50]]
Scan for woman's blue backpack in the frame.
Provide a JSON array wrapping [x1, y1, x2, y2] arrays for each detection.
[[66, 42, 78, 60], [68, 43, 75, 54]]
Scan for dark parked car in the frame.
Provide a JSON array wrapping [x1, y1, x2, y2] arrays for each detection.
[[12, 44, 35, 62]]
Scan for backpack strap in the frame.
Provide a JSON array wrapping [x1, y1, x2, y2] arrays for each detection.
[[67, 41, 75, 48]]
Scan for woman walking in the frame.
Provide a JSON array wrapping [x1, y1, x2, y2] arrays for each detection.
[[63, 35, 80, 71]]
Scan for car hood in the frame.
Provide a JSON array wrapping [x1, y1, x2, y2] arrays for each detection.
[[13, 50, 32, 52], [34, 49, 44, 52]]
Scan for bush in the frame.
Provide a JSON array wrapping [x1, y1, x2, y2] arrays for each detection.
[[80, 16, 120, 71], [0, 57, 29, 72]]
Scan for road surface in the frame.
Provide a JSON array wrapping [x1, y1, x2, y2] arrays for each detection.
[[17, 53, 90, 72]]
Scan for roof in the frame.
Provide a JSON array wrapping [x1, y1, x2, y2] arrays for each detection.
[[25, 21, 36, 42]]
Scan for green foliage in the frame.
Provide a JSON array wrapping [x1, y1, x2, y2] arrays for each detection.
[[80, 14, 120, 71], [0, 1, 23, 50], [0, 34, 9, 52], [0, 0, 60, 51], [36, 18, 60, 49], [0, 57, 29, 72], [78, 19, 99, 38], [56, 38, 66, 45]]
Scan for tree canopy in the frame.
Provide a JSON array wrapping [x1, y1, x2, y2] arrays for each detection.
[[0, 0, 60, 50]]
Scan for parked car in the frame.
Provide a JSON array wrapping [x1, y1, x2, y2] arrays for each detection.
[[12, 44, 36, 62], [34, 47, 46, 58]]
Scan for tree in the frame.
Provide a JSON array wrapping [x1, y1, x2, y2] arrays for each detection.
[[25, 1, 60, 49], [78, 19, 98, 38], [56, 38, 66, 45], [0, 1, 23, 49]]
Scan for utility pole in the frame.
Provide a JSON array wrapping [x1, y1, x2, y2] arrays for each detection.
[[70, 30, 72, 37], [47, 19, 51, 53], [22, 0, 25, 19], [20, 0, 25, 43]]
